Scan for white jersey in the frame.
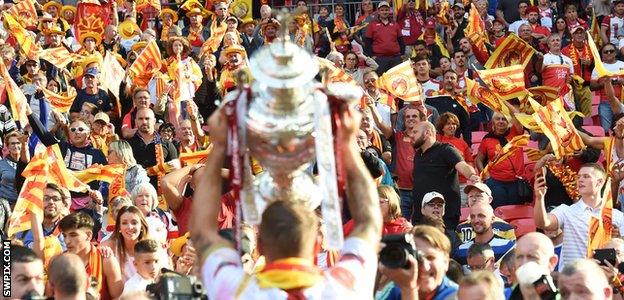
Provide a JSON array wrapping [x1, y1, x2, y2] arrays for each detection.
[[201, 237, 377, 299]]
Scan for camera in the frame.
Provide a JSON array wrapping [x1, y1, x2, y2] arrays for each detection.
[[379, 233, 419, 269], [146, 269, 208, 300]]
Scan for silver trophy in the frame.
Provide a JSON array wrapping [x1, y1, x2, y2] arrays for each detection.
[[225, 9, 362, 249]]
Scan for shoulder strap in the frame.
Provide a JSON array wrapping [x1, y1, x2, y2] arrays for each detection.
[[235, 273, 253, 299]]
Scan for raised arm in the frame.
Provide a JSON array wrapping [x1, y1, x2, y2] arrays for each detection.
[[161, 165, 201, 212], [24, 104, 58, 147], [533, 168, 559, 231], [605, 79, 624, 115], [366, 96, 393, 138], [341, 105, 383, 244], [191, 108, 228, 259]]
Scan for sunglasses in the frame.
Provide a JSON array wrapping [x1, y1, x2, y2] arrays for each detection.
[[603, 49, 616, 54], [70, 127, 87, 133]]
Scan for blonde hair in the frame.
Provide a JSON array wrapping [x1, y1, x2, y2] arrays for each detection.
[[412, 225, 451, 255], [378, 185, 401, 219], [131, 182, 158, 211], [459, 271, 505, 300], [108, 140, 137, 167]]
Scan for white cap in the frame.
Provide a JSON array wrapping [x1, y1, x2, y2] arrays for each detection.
[[422, 191, 445, 209], [464, 182, 492, 197]]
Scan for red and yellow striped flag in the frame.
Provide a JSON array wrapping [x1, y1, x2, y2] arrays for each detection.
[[7, 0, 38, 28], [464, 4, 488, 54], [480, 134, 530, 179], [466, 77, 511, 116], [48, 145, 90, 192], [317, 57, 359, 86], [530, 98, 585, 159], [477, 65, 528, 101], [127, 40, 162, 78], [2, 12, 40, 60], [7, 150, 48, 237], [377, 60, 423, 103], [42, 87, 77, 113], [604, 137, 616, 173], [525, 147, 547, 162], [72, 163, 126, 184], [484, 34, 536, 69], [0, 60, 28, 125], [39, 47, 78, 69], [588, 177, 613, 257]]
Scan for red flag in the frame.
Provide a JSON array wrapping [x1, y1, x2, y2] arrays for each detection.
[[73, 0, 112, 43], [7, 0, 38, 29]]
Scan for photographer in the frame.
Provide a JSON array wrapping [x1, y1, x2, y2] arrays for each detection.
[[380, 225, 458, 300], [511, 232, 559, 298]]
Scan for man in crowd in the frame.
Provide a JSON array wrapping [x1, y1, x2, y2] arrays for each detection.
[[47, 253, 89, 299], [534, 163, 624, 268], [365, 1, 404, 74], [411, 121, 480, 230], [192, 104, 382, 298], [18, 183, 68, 250], [69, 67, 114, 120], [511, 232, 559, 298], [558, 259, 613, 299], [9, 245, 45, 299]]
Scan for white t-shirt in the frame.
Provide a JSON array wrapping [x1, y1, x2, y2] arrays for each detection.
[[122, 273, 154, 296], [201, 237, 377, 299], [551, 200, 624, 268], [420, 79, 440, 98], [591, 60, 624, 80]]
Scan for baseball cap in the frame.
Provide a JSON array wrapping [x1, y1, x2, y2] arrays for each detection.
[[84, 67, 99, 77], [422, 191, 445, 209], [571, 25, 586, 33], [426, 18, 436, 29], [453, 3, 464, 9], [464, 182, 492, 197], [526, 5, 539, 14], [93, 112, 110, 124], [378, 1, 390, 8]]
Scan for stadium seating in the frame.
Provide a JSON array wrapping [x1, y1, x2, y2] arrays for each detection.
[[494, 204, 533, 221], [460, 207, 471, 223], [582, 125, 606, 137], [510, 218, 536, 238]]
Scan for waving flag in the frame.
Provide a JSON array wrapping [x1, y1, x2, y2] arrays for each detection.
[[2, 12, 40, 60], [136, 0, 161, 12], [485, 34, 536, 69], [39, 47, 78, 69], [0, 61, 28, 125], [179, 149, 210, 166], [464, 4, 488, 54], [74, 0, 112, 43], [466, 77, 511, 116], [100, 51, 126, 117], [528, 86, 559, 106], [317, 57, 359, 86], [530, 98, 585, 159], [588, 32, 624, 78], [480, 134, 530, 179], [42, 87, 77, 113], [199, 17, 228, 56], [128, 41, 162, 79], [7, 0, 38, 28], [477, 65, 527, 100], [377, 60, 423, 103], [588, 177, 613, 257]]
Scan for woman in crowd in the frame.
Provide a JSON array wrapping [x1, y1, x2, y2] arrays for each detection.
[[102, 196, 134, 242], [475, 103, 525, 208], [343, 185, 412, 235], [551, 17, 572, 49], [131, 182, 176, 244], [0, 131, 27, 237], [108, 140, 150, 196], [435, 112, 473, 206], [344, 51, 378, 85], [101, 205, 150, 281]]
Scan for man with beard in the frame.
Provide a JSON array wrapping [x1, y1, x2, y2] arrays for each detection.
[[367, 101, 426, 219], [122, 88, 152, 139], [449, 3, 469, 50], [17, 183, 69, 252], [411, 121, 480, 230], [526, 6, 550, 43], [425, 70, 472, 145], [128, 108, 179, 187], [454, 203, 515, 265]]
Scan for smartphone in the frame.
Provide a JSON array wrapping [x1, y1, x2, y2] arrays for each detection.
[[593, 248, 617, 266]]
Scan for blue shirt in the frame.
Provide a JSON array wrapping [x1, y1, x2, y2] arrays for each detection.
[[17, 221, 66, 251], [384, 276, 458, 300], [454, 234, 516, 265], [0, 158, 17, 203]]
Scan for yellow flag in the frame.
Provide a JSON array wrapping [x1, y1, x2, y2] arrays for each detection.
[[530, 98, 585, 159], [480, 134, 530, 179], [0, 61, 28, 125], [587, 32, 624, 77], [2, 12, 40, 60], [377, 60, 423, 103]]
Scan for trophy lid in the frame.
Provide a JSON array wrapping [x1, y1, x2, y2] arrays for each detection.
[[248, 10, 319, 89]]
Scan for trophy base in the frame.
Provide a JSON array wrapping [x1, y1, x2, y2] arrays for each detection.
[[255, 171, 320, 209]]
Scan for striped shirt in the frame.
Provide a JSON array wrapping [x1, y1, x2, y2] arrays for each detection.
[[551, 200, 624, 268], [454, 234, 516, 265]]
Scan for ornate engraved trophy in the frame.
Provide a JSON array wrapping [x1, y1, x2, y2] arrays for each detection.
[[223, 9, 362, 249]]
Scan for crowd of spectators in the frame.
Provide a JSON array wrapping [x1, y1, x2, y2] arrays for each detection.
[[3, 0, 624, 299]]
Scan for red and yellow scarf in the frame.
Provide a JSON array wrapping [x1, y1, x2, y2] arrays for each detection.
[[256, 257, 323, 290], [86, 245, 103, 293]]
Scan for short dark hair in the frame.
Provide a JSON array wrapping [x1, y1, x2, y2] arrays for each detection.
[[467, 243, 494, 259], [134, 239, 160, 254], [11, 244, 41, 266], [59, 212, 94, 232], [259, 201, 318, 258], [132, 87, 150, 99], [46, 183, 67, 201], [411, 53, 430, 65]]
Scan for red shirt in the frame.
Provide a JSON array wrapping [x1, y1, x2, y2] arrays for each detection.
[[396, 9, 424, 45], [561, 43, 593, 82], [394, 131, 415, 190], [478, 126, 525, 182], [172, 191, 236, 234], [343, 217, 412, 236], [366, 18, 402, 57]]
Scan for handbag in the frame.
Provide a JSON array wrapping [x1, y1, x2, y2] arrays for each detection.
[[516, 176, 533, 203]]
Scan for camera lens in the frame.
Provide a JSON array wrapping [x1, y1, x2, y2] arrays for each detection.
[[380, 246, 408, 269]]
